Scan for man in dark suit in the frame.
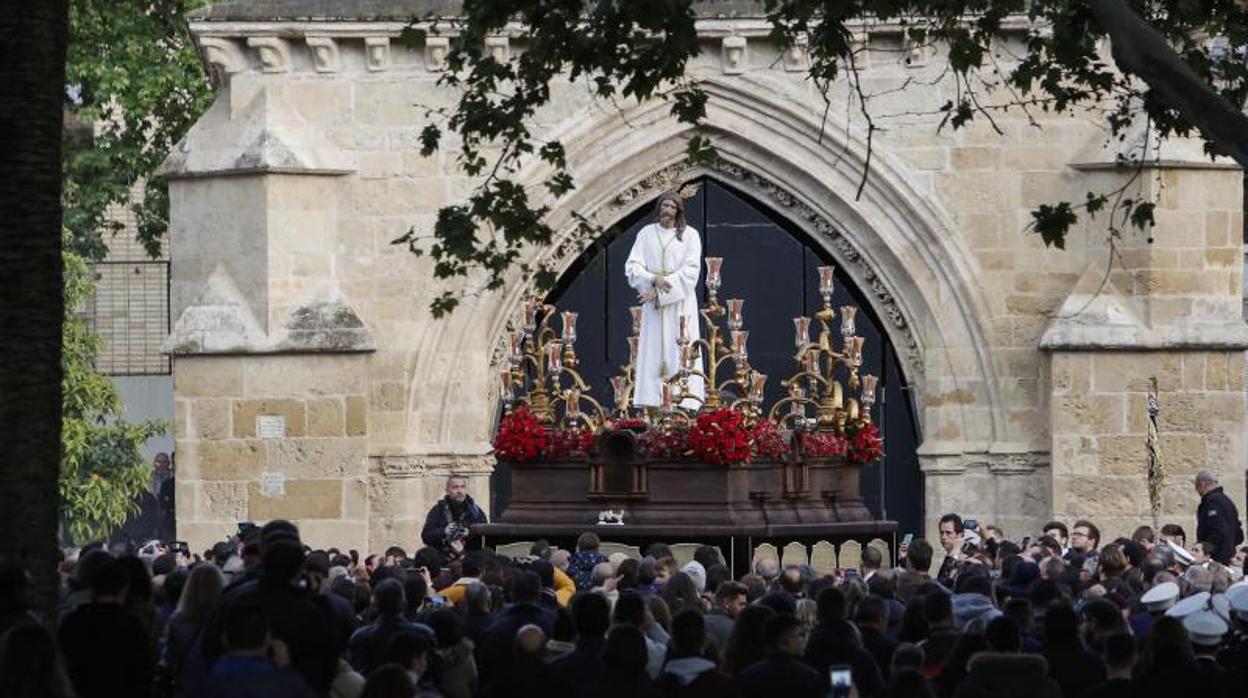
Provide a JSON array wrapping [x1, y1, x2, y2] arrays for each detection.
[[740, 614, 823, 698], [1195, 469, 1244, 565], [421, 474, 488, 559]]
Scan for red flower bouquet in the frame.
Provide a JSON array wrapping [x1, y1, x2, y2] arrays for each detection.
[[847, 422, 884, 464], [638, 425, 690, 460], [688, 408, 753, 465], [548, 425, 595, 458], [492, 405, 549, 463], [799, 430, 847, 459], [750, 419, 791, 460]]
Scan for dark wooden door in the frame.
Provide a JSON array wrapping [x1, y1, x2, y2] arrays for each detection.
[[493, 178, 924, 536]]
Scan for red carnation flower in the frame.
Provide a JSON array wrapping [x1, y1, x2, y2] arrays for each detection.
[[492, 405, 550, 463]]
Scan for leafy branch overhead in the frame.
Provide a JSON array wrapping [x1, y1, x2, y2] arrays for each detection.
[[403, 0, 1248, 316]]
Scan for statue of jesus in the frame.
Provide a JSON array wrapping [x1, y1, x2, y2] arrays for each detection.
[[625, 191, 705, 409]]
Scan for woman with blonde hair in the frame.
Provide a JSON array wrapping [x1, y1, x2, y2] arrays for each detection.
[[158, 563, 224, 697]]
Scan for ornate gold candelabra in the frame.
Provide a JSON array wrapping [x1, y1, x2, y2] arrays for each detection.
[[653, 257, 767, 425], [501, 296, 606, 428], [768, 266, 878, 434]]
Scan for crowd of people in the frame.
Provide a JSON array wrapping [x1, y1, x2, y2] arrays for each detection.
[[1, 472, 1247, 698]]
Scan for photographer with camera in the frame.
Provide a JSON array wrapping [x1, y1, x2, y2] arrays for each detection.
[[420, 475, 488, 560]]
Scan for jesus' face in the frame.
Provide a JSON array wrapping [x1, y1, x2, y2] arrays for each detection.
[[658, 198, 679, 227]]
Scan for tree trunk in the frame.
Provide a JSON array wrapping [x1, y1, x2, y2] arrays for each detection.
[[0, 3, 69, 614]]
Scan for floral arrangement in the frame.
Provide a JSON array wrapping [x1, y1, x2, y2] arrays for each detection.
[[799, 430, 848, 459], [548, 424, 595, 459], [607, 417, 649, 432], [750, 418, 791, 460], [846, 422, 884, 464], [638, 424, 690, 460], [492, 406, 550, 463], [687, 408, 753, 465]]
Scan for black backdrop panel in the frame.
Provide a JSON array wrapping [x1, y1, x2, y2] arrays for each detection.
[[511, 178, 924, 536]]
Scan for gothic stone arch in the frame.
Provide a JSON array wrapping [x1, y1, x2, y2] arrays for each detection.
[[409, 77, 1046, 537]]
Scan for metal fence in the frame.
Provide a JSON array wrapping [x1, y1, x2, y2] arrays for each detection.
[[85, 260, 171, 375]]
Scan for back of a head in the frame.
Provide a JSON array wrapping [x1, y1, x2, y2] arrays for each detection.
[[924, 591, 953, 625], [576, 532, 600, 552], [177, 562, 225, 621], [530, 539, 552, 560], [855, 594, 888, 627], [763, 613, 802, 652], [816, 585, 847, 624], [570, 591, 611, 639], [361, 663, 416, 698], [694, 544, 723, 569], [613, 589, 646, 627], [117, 556, 152, 603], [461, 551, 485, 578], [260, 537, 305, 583], [511, 570, 542, 605], [530, 559, 555, 590], [861, 545, 883, 570], [222, 598, 269, 652], [668, 609, 707, 658], [907, 539, 934, 573], [754, 556, 780, 580], [402, 574, 427, 612], [374, 578, 406, 617], [387, 631, 432, 668], [465, 581, 491, 612], [90, 557, 129, 598], [1101, 632, 1136, 671], [645, 542, 673, 562], [604, 624, 649, 678], [663, 572, 703, 615], [985, 616, 1021, 652], [1043, 602, 1079, 644], [757, 590, 797, 617], [428, 608, 463, 648]]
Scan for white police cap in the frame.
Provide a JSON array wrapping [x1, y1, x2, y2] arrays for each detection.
[[1183, 609, 1228, 646], [1141, 581, 1180, 611], [1166, 591, 1211, 619], [1225, 582, 1248, 621]]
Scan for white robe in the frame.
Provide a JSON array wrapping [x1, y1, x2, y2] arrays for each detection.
[[624, 223, 705, 409]]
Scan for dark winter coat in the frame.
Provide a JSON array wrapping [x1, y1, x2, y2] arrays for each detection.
[[953, 652, 1062, 698], [421, 494, 489, 553], [739, 653, 824, 698], [1197, 486, 1244, 564]]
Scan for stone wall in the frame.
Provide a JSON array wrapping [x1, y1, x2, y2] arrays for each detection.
[[160, 8, 1248, 552]]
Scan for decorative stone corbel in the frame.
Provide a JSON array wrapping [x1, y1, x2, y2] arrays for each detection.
[[199, 37, 247, 75], [783, 36, 808, 72], [305, 36, 340, 73], [246, 37, 293, 73], [485, 36, 510, 63], [722, 36, 747, 74], [364, 36, 390, 72], [425, 36, 450, 72]]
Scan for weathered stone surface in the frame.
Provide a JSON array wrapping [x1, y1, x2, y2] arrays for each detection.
[[192, 399, 232, 440], [198, 440, 267, 480], [247, 479, 343, 520], [264, 437, 368, 478], [200, 481, 249, 520], [232, 398, 307, 438], [345, 395, 368, 436], [306, 398, 344, 436]]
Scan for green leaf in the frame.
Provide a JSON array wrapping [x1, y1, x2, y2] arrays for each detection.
[[1029, 202, 1077, 250]]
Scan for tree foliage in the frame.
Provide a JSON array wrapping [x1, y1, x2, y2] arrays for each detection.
[[403, 0, 1248, 315], [60, 239, 167, 545], [64, 0, 213, 260]]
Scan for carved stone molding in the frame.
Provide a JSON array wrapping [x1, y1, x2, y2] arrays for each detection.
[[489, 160, 925, 379], [374, 453, 494, 479], [364, 36, 390, 71], [305, 36, 340, 73], [246, 36, 292, 73], [919, 448, 1050, 474], [783, 36, 808, 72], [425, 36, 450, 72], [722, 36, 747, 74], [199, 37, 248, 75], [485, 36, 510, 64]]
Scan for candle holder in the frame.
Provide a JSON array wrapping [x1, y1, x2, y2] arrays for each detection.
[[506, 295, 605, 427], [770, 266, 872, 434]]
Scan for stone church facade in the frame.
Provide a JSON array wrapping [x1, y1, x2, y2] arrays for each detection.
[[163, 1, 1247, 552]]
